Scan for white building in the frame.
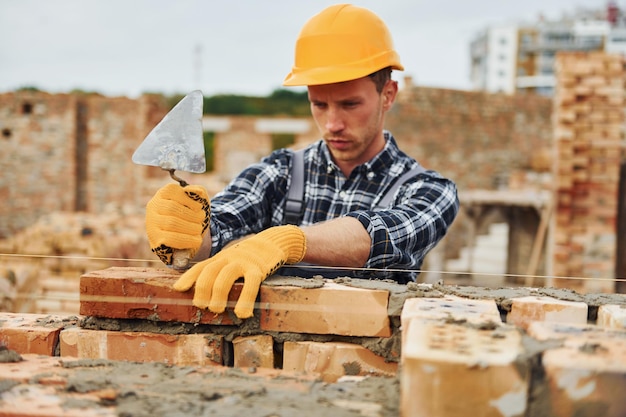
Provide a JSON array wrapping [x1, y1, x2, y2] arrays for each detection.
[[470, 3, 626, 96], [470, 25, 518, 94]]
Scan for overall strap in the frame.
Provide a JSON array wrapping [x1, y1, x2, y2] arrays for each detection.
[[284, 149, 306, 225], [374, 165, 427, 210]]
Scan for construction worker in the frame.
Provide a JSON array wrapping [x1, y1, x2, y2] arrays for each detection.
[[145, 4, 459, 319]]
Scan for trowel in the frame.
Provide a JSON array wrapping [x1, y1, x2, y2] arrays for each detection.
[[132, 90, 206, 270]]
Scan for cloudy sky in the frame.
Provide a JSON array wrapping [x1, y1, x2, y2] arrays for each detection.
[[0, 0, 610, 98]]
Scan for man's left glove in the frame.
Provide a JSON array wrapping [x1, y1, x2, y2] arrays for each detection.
[[173, 225, 306, 319]]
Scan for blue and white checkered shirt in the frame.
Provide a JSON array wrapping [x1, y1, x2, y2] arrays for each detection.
[[209, 131, 459, 283]]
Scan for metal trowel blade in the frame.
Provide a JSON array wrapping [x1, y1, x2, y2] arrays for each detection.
[[132, 90, 206, 173]]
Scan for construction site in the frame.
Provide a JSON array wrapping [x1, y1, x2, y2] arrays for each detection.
[[1, 50, 626, 416]]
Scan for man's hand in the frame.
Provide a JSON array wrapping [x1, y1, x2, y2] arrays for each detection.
[[145, 183, 210, 265], [173, 225, 306, 319]]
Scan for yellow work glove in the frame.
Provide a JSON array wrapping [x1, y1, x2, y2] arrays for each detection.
[[173, 225, 306, 319], [145, 183, 210, 266]]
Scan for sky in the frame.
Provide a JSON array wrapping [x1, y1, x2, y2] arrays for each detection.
[[0, 0, 612, 98]]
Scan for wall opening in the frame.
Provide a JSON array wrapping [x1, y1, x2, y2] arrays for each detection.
[[75, 100, 89, 211], [21, 102, 33, 115]]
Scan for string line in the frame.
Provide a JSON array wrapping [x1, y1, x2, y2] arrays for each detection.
[[1, 252, 625, 283]]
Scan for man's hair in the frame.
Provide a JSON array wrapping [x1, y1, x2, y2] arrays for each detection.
[[368, 67, 392, 93]]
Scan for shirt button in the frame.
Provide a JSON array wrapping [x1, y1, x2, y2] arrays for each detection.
[[339, 191, 347, 199], [367, 172, 375, 180]]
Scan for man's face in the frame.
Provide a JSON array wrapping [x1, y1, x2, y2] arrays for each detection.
[[307, 76, 397, 174]]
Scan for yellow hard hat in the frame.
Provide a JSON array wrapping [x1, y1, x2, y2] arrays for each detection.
[[283, 4, 403, 86]]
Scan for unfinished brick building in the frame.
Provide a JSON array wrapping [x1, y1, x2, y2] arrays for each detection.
[[1, 51, 626, 416]]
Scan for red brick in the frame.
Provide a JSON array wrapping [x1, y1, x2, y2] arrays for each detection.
[[529, 322, 626, 417], [59, 327, 223, 366], [0, 354, 63, 382], [259, 281, 390, 337], [401, 319, 527, 417], [0, 354, 112, 417], [0, 312, 78, 356], [232, 334, 275, 369], [283, 341, 397, 383], [401, 296, 501, 324], [80, 267, 241, 325], [0, 384, 116, 417], [507, 296, 588, 330], [597, 304, 626, 330], [401, 296, 501, 347]]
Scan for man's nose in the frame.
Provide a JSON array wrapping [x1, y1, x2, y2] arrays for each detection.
[[325, 107, 344, 132]]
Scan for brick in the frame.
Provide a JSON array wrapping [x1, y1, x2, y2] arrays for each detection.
[[401, 319, 527, 417], [0, 354, 63, 383], [540, 335, 626, 416], [59, 327, 223, 366], [0, 384, 116, 417], [597, 304, 626, 330], [283, 341, 397, 383], [401, 296, 502, 347], [232, 334, 274, 369], [526, 321, 626, 347], [259, 281, 390, 337], [0, 312, 79, 356], [0, 354, 113, 417], [80, 267, 242, 325], [506, 296, 588, 330], [401, 296, 501, 324]]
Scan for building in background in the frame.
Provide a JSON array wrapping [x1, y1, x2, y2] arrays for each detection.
[[470, 1, 626, 96]]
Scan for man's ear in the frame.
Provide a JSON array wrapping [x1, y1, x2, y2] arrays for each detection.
[[382, 80, 398, 110]]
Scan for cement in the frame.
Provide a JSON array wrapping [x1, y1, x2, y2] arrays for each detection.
[[0, 346, 22, 363], [55, 358, 398, 417]]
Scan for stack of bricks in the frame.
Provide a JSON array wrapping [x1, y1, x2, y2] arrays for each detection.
[[552, 51, 624, 293], [0, 210, 155, 314], [2, 266, 626, 416]]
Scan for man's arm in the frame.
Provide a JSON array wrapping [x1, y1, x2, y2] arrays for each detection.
[[301, 216, 371, 267]]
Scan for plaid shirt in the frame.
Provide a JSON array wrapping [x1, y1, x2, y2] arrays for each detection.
[[209, 131, 459, 283]]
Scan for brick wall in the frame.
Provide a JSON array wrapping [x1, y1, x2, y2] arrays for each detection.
[[2, 267, 626, 416], [388, 80, 553, 190], [0, 92, 77, 236], [0, 91, 168, 238]]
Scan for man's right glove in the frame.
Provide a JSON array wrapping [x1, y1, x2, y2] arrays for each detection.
[[173, 225, 306, 319], [145, 183, 210, 266]]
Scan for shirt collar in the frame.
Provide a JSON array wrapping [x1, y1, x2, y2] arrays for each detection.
[[316, 130, 401, 175]]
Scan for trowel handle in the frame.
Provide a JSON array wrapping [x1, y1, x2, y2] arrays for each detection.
[[170, 169, 192, 271], [172, 249, 192, 271]]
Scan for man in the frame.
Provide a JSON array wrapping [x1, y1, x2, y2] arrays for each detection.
[[145, 4, 459, 319]]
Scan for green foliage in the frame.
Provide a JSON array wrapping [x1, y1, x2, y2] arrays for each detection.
[[69, 89, 104, 96], [201, 88, 310, 116], [203, 131, 215, 172], [163, 88, 310, 116], [16, 86, 41, 92], [271, 133, 296, 150]]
